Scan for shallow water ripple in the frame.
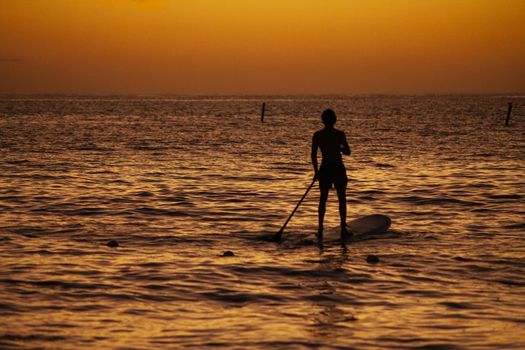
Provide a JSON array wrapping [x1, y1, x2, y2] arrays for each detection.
[[1, 95, 524, 349]]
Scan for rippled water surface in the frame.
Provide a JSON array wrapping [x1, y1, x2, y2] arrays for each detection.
[[1, 95, 524, 349]]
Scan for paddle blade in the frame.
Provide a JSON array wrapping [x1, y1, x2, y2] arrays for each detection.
[[270, 230, 283, 242]]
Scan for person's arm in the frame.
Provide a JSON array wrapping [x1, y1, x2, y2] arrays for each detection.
[[311, 133, 319, 179], [341, 131, 351, 156]]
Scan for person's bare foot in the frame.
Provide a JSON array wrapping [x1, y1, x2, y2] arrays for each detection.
[[340, 225, 352, 240]]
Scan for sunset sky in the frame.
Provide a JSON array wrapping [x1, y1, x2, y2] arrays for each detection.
[[1, 0, 524, 94]]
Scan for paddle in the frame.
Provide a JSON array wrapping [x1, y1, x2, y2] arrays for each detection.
[[271, 178, 316, 242]]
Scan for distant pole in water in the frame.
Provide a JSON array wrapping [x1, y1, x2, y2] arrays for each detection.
[[260, 102, 266, 122], [505, 102, 513, 126]]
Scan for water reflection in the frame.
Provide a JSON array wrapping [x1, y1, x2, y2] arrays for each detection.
[[308, 245, 357, 342], [0, 96, 524, 349]]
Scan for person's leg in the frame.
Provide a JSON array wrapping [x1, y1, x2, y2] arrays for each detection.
[[335, 184, 350, 238], [317, 186, 329, 238]]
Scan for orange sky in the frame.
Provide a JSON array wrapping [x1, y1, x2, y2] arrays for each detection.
[[1, 0, 524, 94]]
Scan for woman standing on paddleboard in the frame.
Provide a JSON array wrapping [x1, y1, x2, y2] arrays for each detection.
[[311, 109, 351, 240]]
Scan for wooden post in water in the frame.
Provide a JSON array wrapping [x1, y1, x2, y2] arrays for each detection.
[[260, 102, 266, 122], [505, 102, 513, 126]]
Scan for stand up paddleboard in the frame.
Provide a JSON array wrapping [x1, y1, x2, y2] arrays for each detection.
[[321, 214, 391, 241]]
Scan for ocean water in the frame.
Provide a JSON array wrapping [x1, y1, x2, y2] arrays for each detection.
[[0, 95, 524, 349]]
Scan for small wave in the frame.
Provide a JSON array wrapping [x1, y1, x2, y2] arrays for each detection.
[[0, 195, 26, 203], [200, 290, 284, 303], [5, 159, 30, 165], [0, 302, 22, 313], [494, 279, 525, 286], [357, 195, 378, 201], [5, 226, 48, 237], [503, 222, 525, 229], [411, 344, 464, 350], [440, 301, 483, 310], [31, 280, 111, 290], [85, 169, 116, 174], [135, 191, 154, 197], [25, 249, 54, 255], [467, 183, 495, 189], [486, 193, 522, 200], [228, 265, 366, 281], [0, 333, 67, 342], [134, 207, 191, 216], [304, 293, 358, 304], [75, 146, 107, 151], [131, 145, 169, 151], [395, 195, 483, 207], [399, 289, 443, 298], [375, 163, 395, 168], [19, 174, 71, 180], [355, 189, 387, 195], [453, 256, 471, 262], [65, 207, 108, 216]]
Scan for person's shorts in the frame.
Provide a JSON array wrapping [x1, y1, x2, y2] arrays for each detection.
[[318, 162, 348, 189]]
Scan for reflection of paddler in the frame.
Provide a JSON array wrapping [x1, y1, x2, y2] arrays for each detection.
[[311, 109, 351, 240]]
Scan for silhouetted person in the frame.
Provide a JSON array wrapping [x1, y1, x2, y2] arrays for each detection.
[[311, 109, 351, 239]]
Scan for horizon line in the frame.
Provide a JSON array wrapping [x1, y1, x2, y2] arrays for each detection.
[[0, 92, 524, 97]]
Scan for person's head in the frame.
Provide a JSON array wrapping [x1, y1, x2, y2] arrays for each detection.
[[321, 109, 336, 127]]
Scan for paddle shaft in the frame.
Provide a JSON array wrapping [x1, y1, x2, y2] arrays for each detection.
[[277, 178, 316, 234]]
